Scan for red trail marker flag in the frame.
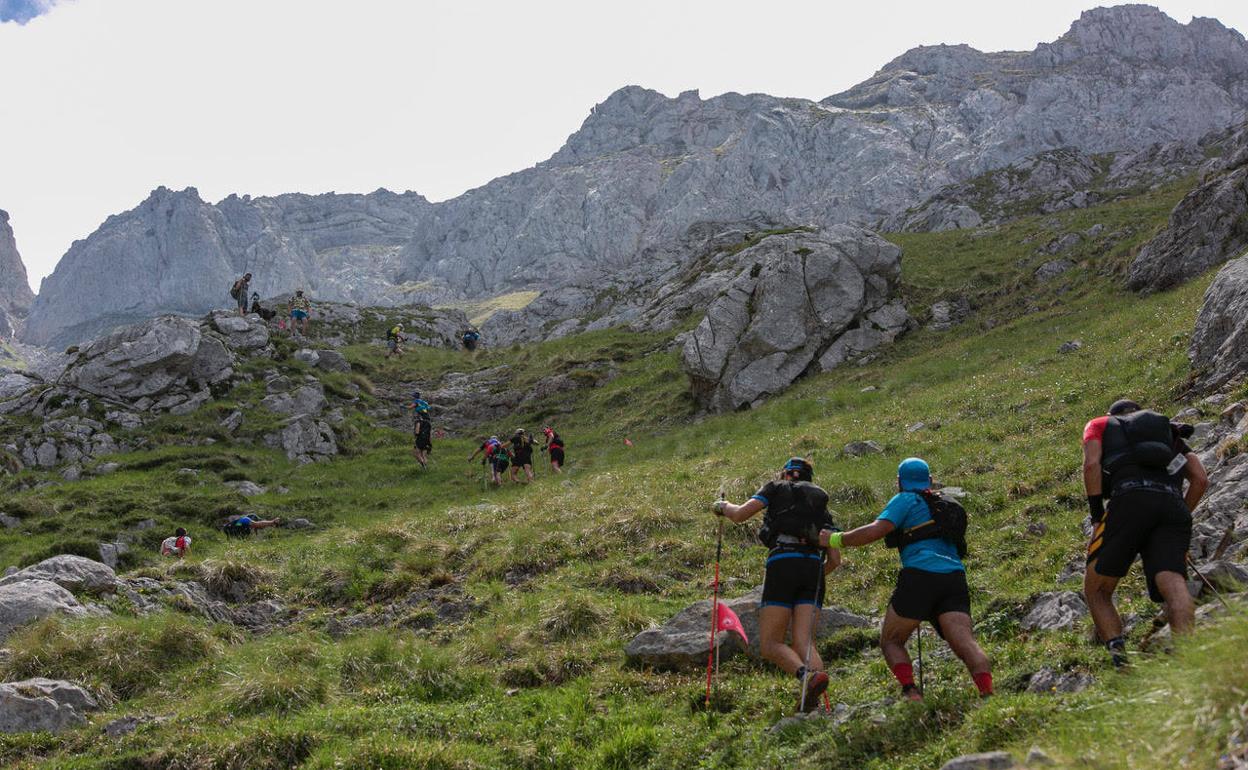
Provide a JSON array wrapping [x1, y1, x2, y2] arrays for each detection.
[[715, 603, 749, 646]]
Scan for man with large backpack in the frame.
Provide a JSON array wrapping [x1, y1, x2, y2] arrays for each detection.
[[462, 328, 481, 352], [713, 457, 841, 712], [386, 324, 406, 358], [1082, 399, 1208, 665], [408, 391, 432, 468], [230, 273, 252, 317], [821, 457, 992, 701], [468, 436, 511, 486]]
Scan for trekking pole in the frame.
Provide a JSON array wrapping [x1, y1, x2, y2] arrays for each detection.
[[916, 623, 925, 696], [704, 513, 725, 709], [1187, 554, 1237, 614], [798, 550, 828, 714]]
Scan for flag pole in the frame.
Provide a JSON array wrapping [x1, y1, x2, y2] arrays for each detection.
[[705, 495, 726, 709]]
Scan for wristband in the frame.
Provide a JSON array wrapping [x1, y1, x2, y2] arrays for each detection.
[[1087, 495, 1104, 523], [826, 532, 844, 549]]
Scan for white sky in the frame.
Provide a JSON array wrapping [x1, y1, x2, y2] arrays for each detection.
[[2, 0, 1246, 292]]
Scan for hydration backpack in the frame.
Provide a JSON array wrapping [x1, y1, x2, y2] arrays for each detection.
[[1101, 410, 1182, 493], [884, 491, 968, 558], [757, 481, 832, 549], [222, 517, 252, 539]]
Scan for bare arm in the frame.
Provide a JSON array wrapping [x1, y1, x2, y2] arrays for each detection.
[[820, 519, 896, 548], [717, 498, 765, 524], [1083, 440, 1103, 496], [1182, 452, 1208, 512]]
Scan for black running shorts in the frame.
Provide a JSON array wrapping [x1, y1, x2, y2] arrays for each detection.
[[492, 456, 510, 473], [514, 448, 533, 466], [414, 421, 432, 451], [1087, 489, 1191, 602], [549, 447, 565, 465], [889, 567, 972, 636], [761, 551, 825, 609]]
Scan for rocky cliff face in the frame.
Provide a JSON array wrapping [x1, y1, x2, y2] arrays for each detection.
[[23, 189, 434, 349], [0, 211, 34, 340], [22, 5, 1248, 348]]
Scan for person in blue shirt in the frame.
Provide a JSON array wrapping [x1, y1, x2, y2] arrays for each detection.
[[408, 392, 433, 468], [821, 457, 992, 701]]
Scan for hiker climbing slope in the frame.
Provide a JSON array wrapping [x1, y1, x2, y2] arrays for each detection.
[[713, 457, 841, 713], [409, 391, 433, 469], [288, 289, 312, 336], [541, 427, 565, 473], [462, 328, 481, 351], [821, 457, 992, 700], [510, 429, 534, 483], [469, 436, 511, 486], [386, 324, 406, 358], [1082, 399, 1207, 665]]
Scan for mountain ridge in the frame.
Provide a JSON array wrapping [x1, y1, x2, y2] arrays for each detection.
[[22, 4, 1248, 348]]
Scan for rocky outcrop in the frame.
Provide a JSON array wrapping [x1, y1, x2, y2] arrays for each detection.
[[0, 678, 99, 734], [1190, 251, 1248, 391], [24, 7, 1248, 347], [624, 586, 871, 670], [0, 210, 34, 340], [681, 227, 906, 411], [1127, 139, 1248, 292], [884, 143, 1207, 232]]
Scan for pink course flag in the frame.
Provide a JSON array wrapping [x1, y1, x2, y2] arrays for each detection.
[[715, 603, 749, 646]]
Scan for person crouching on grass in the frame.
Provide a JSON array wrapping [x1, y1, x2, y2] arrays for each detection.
[[713, 457, 840, 712]]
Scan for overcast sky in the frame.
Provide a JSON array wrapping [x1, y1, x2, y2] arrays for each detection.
[[2, 0, 1246, 292]]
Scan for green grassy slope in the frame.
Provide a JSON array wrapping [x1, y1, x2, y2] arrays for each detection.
[[0, 181, 1244, 769]]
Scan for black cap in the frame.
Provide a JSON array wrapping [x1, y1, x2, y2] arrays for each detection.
[[1108, 399, 1141, 416]]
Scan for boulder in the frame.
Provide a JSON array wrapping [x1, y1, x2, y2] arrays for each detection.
[[928, 297, 971, 331], [1025, 667, 1093, 694], [293, 349, 320, 366], [681, 227, 906, 412], [0, 579, 88, 641], [1020, 591, 1088, 631], [624, 586, 871, 670], [0, 678, 99, 734], [1035, 259, 1074, 281], [260, 382, 326, 417], [843, 440, 884, 457], [58, 316, 235, 410], [226, 481, 267, 498], [314, 350, 351, 373], [265, 415, 338, 463], [1058, 340, 1083, 353], [0, 555, 118, 593], [939, 752, 1015, 770], [209, 311, 270, 351], [97, 542, 128, 570], [1190, 252, 1248, 391]]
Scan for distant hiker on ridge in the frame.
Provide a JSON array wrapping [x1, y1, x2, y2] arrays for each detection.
[[1081, 399, 1207, 666], [230, 273, 252, 317], [288, 289, 312, 336], [462, 328, 481, 352], [713, 457, 841, 713], [821, 457, 993, 700]]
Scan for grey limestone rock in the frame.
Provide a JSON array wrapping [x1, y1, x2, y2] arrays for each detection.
[[1026, 667, 1093, 694], [0, 210, 34, 341], [1020, 591, 1088, 631], [681, 227, 905, 412], [0, 678, 98, 734], [844, 441, 885, 457], [1128, 155, 1248, 292], [0, 555, 119, 593], [1190, 252, 1248, 391], [1035, 259, 1075, 281], [265, 415, 338, 463], [0, 579, 88, 642], [938, 752, 1015, 770], [22, 7, 1248, 348], [624, 585, 870, 671]]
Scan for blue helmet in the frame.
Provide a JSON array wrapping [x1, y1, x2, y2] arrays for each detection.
[[898, 457, 931, 491]]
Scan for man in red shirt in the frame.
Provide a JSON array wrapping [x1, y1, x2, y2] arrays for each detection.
[[1082, 399, 1208, 665]]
